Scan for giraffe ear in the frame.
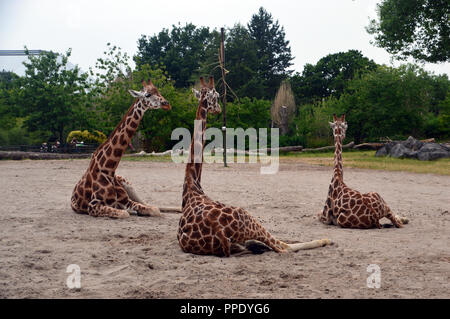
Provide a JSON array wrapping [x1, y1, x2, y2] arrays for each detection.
[[329, 122, 335, 127], [129, 89, 143, 98], [192, 88, 201, 100]]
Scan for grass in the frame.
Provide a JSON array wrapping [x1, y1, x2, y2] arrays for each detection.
[[122, 155, 173, 162], [282, 150, 450, 175], [121, 150, 449, 175]]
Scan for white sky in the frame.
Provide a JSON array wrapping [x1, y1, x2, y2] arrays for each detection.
[[1, 0, 449, 77]]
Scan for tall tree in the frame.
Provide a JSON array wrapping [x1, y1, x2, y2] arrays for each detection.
[[367, 0, 450, 63], [291, 50, 378, 105], [134, 23, 219, 88], [19, 49, 90, 142], [247, 7, 294, 99], [0, 71, 21, 130]]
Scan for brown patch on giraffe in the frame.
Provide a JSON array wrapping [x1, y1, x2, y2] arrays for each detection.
[[105, 160, 116, 169], [126, 128, 134, 138], [99, 156, 106, 167], [113, 149, 123, 158], [98, 175, 109, 186], [105, 146, 112, 157]]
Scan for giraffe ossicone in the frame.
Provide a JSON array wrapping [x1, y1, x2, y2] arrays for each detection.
[[177, 76, 332, 257], [318, 114, 409, 228], [71, 80, 176, 218]]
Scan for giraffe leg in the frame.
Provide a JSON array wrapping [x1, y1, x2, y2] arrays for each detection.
[[116, 175, 181, 214], [115, 175, 144, 204], [285, 239, 333, 252], [88, 199, 130, 219], [115, 182, 161, 217], [385, 210, 406, 228], [128, 200, 161, 217], [216, 230, 232, 257]]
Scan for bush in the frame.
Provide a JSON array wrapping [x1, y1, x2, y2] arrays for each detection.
[[66, 130, 107, 144]]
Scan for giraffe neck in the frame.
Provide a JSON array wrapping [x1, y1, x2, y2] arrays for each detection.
[[333, 134, 344, 181], [93, 100, 146, 173], [184, 100, 207, 191]]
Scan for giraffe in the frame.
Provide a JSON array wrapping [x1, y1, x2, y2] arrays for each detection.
[[318, 114, 409, 228], [71, 80, 172, 219], [177, 76, 332, 257]]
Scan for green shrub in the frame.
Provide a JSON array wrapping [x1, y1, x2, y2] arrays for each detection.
[[66, 130, 107, 144]]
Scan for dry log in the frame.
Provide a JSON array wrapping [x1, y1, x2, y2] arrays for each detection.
[[302, 142, 355, 152], [353, 142, 384, 150]]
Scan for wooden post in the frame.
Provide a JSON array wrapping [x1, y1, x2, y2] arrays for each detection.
[[220, 27, 228, 167]]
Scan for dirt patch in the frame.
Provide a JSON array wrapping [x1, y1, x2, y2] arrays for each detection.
[[0, 159, 449, 298]]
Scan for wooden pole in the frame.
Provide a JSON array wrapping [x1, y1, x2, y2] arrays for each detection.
[[220, 27, 228, 167]]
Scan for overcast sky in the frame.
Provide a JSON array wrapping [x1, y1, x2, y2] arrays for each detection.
[[1, 0, 449, 77]]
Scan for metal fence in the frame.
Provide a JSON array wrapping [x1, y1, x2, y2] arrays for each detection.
[[0, 143, 98, 154]]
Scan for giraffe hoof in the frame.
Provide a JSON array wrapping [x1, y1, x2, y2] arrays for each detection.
[[400, 217, 409, 224], [114, 211, 130, 219], [138, 206, 161, 217]]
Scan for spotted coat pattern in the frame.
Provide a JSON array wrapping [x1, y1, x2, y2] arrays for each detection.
[[318, 114, 408, 228], [71, 80, 171, 218]]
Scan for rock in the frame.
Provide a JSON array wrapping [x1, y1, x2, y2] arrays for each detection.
[[374, 137, 450, 161], [389, 143, 418, 159], [375, 146, 388, 157], [403, 136, 424, 151], [416, 143, 450, 161]]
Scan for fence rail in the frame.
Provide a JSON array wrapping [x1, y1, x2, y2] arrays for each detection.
[[0, 143, 98, 154]]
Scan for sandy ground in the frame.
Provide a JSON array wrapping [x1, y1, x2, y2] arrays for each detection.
[[0, 158, 449, 299]]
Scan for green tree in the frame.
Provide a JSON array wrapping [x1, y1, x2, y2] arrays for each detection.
[[328, 64, 448, 143], [0, 70, 21, 131], [134, 23, 219, 88], [291, 50, 378, 105], [367, 0, 450, 62], [18, 49, 90, 143], [247, 7, 294, 99]]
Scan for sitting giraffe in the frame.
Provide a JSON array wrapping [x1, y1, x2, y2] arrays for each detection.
[[318, 114, 409, 228], [71, 80, 172, 218], [177, 77, 332, 257]]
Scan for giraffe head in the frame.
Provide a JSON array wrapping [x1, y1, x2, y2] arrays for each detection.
[[128, 80, 171, 110], [329, 114, 347, 139], [192, 76, 221, 114]]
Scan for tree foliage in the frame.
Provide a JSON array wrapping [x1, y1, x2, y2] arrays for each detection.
[[247, 7, 294, 99], [18, 49, 90, 142], [367, 0, 450, 63], [291, 50, 378, 105], [321, 64, 450, 143], [134, 23, 219, 88]]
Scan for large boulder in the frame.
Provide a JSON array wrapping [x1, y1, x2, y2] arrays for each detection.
[[403, 136, 424, 151], [416, 143, 450, 161], [374, 137, 450, 161], [389, 143, 418, 159]]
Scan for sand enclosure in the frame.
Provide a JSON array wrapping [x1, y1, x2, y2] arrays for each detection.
[[0, 159, 449, 298]]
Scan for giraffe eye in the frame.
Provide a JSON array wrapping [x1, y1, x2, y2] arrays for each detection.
[[145, 93, 151, 98]]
